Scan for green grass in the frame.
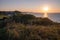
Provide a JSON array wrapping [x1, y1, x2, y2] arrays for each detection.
[[0, 15, 9, 19]]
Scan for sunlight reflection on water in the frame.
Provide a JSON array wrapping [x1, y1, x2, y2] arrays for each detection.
[[30, 13, 60, 23]]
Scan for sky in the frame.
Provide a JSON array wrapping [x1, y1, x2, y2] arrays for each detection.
[[0, 0, 60, 13]]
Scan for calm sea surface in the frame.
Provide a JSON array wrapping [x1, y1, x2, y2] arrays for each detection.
[[29, 13, 60, 23]]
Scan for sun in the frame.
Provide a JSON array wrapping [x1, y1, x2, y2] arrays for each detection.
[[43, 7, 48, 11]]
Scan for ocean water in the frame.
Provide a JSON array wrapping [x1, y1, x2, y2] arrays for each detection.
[[29, 13, 60, 23], [48, 13, 60, 23]]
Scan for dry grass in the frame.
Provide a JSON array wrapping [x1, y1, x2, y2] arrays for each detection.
[[6, 22, 60, 40]]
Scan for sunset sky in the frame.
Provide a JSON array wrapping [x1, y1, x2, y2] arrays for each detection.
[[0, 0, 60, 13]]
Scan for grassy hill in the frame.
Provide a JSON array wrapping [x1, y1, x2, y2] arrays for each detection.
[[0, 11, 60, 40]]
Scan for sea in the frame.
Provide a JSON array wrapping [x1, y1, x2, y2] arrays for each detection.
[[28, 13, 60, 23]]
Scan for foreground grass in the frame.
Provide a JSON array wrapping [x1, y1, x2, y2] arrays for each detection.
[[3, 22, 59, 40]]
